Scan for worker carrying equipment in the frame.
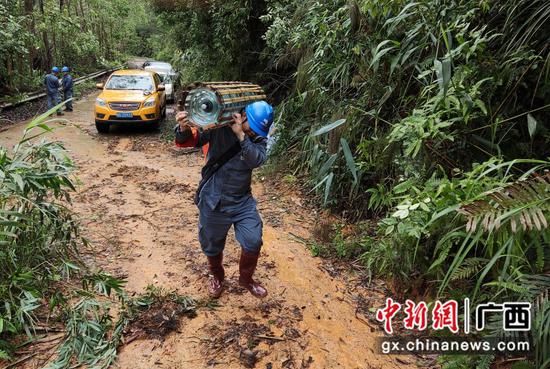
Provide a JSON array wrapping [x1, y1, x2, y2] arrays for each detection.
[[178, 81, 267, 131], [174, 99, 275, 299]]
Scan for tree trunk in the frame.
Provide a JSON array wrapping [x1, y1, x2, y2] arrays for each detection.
[[24, 0, 33, 13], [7, 58, 13, 89], [38, 0, 52, 69], [78, 0, 87, 31], [24, 0, 36, 73]]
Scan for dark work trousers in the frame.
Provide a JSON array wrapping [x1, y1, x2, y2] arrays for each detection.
[[198, 196, 263, 257], [64, 90, 73, 111], [47, 92, 62, 114]]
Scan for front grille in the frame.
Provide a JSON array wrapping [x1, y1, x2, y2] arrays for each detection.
[[108, 115, 140, 121], [109, 102, 141, 111]]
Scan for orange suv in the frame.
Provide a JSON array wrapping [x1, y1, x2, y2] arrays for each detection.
[[94, 69, 166, 133]]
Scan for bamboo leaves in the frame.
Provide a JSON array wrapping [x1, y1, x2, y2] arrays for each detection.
[[527, 113, 538, 139], [0, 118, 80, 359], [340, 138, 358, 185], [370, 40, 399, 71], [434, 58, 452, 95], [312, 118, 347, 136], [310, 119, 360, 204]]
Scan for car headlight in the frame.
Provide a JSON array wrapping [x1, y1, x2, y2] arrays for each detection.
[[143, 98, 156, 108], [96, 98, 106, 107]]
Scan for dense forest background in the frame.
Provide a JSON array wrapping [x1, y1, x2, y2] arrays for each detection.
[[0, 0, 155, 97], [1, 0, 549, 368]]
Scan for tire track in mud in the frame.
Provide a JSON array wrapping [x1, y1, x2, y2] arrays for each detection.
[[0, 93, 422, 369]]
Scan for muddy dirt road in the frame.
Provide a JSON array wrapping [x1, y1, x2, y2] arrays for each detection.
[[0, 94, 420, 369]]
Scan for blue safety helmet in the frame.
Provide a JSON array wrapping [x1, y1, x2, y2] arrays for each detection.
[[245, 101, 274, 138], [61, 66, 69, 73], [52, 66, 60, 73]]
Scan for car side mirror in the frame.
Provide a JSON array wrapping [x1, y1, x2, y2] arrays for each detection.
[[96, 83, 104, 90], [157, 85, 166, 91]]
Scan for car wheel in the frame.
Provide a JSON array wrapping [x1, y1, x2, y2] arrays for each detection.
[[95, 120, 110, 134], [161, 106, 167, 120], [150, 119, 160, 131]]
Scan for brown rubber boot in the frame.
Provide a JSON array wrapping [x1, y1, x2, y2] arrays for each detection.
[[207, 253, 224, 298], [238, 250, 267, 298]]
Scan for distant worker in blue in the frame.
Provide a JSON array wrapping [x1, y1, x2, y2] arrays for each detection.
[[44, 67, 63, 116], [174, 101, 274, 299], [61, 66, 74, 112]]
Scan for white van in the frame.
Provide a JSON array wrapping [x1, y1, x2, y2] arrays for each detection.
[[144, 63, 177, 102]]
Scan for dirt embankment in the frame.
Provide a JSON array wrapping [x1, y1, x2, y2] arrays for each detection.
[[0, 92, 423, 369]]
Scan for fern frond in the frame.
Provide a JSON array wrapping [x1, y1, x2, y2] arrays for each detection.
[[458, 172, 550, 233], [483, 281, 530, 294], [450, 257, 487, 281]]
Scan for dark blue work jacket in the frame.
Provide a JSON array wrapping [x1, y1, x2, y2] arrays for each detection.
[[176, 126, 267, 211], [44, 74, 60, 95], [62, 74, 74, 92]]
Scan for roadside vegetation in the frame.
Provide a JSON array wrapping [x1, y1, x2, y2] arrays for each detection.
[[150, 0, 549, 368]]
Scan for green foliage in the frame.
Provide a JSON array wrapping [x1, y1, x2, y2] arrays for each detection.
[[0, 0, 155, 96], [254, 3, 550, 367], [150, 0, 268, 83], [0, 109, 81, 337], [438, 354, 496, 369], [339, 158, 549, 367], [3, 0, 549, 367], [45, 273, 127, 369], [264, 0, 550, 215], [46, 281, 197, 369]]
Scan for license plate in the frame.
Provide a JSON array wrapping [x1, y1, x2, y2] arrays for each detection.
[[116, 112, 133, 118]]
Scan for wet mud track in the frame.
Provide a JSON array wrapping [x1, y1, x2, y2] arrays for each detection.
[[0, 93, 420, 369]]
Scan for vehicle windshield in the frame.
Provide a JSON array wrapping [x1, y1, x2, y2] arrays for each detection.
[[105, 75, 154, 91], [148, 62, 171, 68]]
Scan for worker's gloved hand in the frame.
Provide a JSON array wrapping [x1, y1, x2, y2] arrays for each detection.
[[176, 111, 190, 130], [175, 111, 194, 144], [176, 111, 189, 129], [231, 113, 246, 142]]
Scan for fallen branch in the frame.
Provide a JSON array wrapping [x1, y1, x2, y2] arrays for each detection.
[[255, 335, 285, 342], [16, 333, 64, 349], [32, 326, 64, 333], [288, 232, 308, 244]]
